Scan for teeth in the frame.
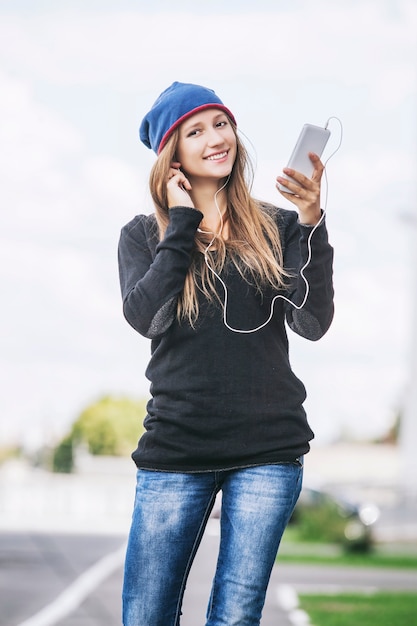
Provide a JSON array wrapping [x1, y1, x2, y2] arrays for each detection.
[[207, 152, 227, 161]]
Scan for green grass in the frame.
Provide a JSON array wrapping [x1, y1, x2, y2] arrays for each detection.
[[299, 591, 417, 626]]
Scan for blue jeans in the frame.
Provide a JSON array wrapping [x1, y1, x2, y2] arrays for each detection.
[[122, 461, 303, 626]]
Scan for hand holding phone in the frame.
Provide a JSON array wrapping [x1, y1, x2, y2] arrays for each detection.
[[277, 124, 331, 194]]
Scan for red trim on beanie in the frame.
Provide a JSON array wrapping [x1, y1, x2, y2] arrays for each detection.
[[157, 104, 237, 154]]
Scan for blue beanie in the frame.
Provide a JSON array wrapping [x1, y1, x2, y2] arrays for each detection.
[[139, 81, 236, 154]]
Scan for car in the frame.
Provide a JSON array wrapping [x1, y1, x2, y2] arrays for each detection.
[[288, 486, 380, 552]]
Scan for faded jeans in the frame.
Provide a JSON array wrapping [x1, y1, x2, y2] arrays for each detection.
[[122, 461, 303, 626]]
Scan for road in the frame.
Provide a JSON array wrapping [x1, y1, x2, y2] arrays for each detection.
[[2, 523, 417, 626], [1, 454, 417, 625], [0, 523, 296, 626]]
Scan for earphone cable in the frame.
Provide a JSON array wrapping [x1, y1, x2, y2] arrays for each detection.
[[202, 118, 342, 333]]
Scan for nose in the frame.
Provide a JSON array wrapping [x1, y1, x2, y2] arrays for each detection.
[[207, 127, 224, 147]]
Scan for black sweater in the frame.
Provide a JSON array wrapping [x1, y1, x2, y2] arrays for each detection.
[[118, 205, 334, 471]]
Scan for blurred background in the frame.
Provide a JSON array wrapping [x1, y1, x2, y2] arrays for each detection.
[[0, 2, 416, 623], [1, 0, 416, 452]]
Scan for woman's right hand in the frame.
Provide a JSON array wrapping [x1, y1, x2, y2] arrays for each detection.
[[167, 162, 194, 209]]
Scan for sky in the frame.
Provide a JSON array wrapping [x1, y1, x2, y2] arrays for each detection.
[[0, 0, 416, 451]]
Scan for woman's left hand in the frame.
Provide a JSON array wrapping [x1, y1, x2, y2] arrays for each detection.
[[276, 152, 324, 225]]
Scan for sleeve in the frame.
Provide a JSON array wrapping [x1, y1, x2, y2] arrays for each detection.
[[118, 207, 203, 339], [282, 210, 334, 341]]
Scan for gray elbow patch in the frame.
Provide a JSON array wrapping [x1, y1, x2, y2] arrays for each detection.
[[290, 309, 323, 341], [146, 297, 177, 339]]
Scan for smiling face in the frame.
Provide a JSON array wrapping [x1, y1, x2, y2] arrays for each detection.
[[175, 108, 237, 184]]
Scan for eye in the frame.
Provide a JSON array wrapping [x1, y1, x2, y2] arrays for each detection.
[[187, 128, 202, 137], [216, 120, 228, 128]]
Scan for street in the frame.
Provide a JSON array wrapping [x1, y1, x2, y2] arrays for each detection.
[[1, 451, 417, 626], [2, 523, 417, 626], [1, 525, 296, 626]]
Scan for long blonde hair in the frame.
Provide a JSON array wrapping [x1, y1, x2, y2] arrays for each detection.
[[149, 119, 289, 324]]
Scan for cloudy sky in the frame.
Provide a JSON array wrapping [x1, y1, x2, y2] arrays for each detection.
[[1, 0, 416, 450]]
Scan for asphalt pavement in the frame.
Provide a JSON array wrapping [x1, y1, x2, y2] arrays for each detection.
[[2, 522, 417, 626], [0, 524, 297, 626], [1, 454, 417, 625]]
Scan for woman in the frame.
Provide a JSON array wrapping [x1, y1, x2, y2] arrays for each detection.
[[118, 81, 334, 625]]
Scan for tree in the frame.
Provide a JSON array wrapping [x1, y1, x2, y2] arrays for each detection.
[[52, 395, 147, 471], [52, 434, 74, 473]]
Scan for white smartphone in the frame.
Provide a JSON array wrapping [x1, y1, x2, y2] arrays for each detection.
[[278, 123, 331, 194]]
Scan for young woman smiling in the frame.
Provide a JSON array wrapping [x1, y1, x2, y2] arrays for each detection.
[[118, 81, 334, 626]]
